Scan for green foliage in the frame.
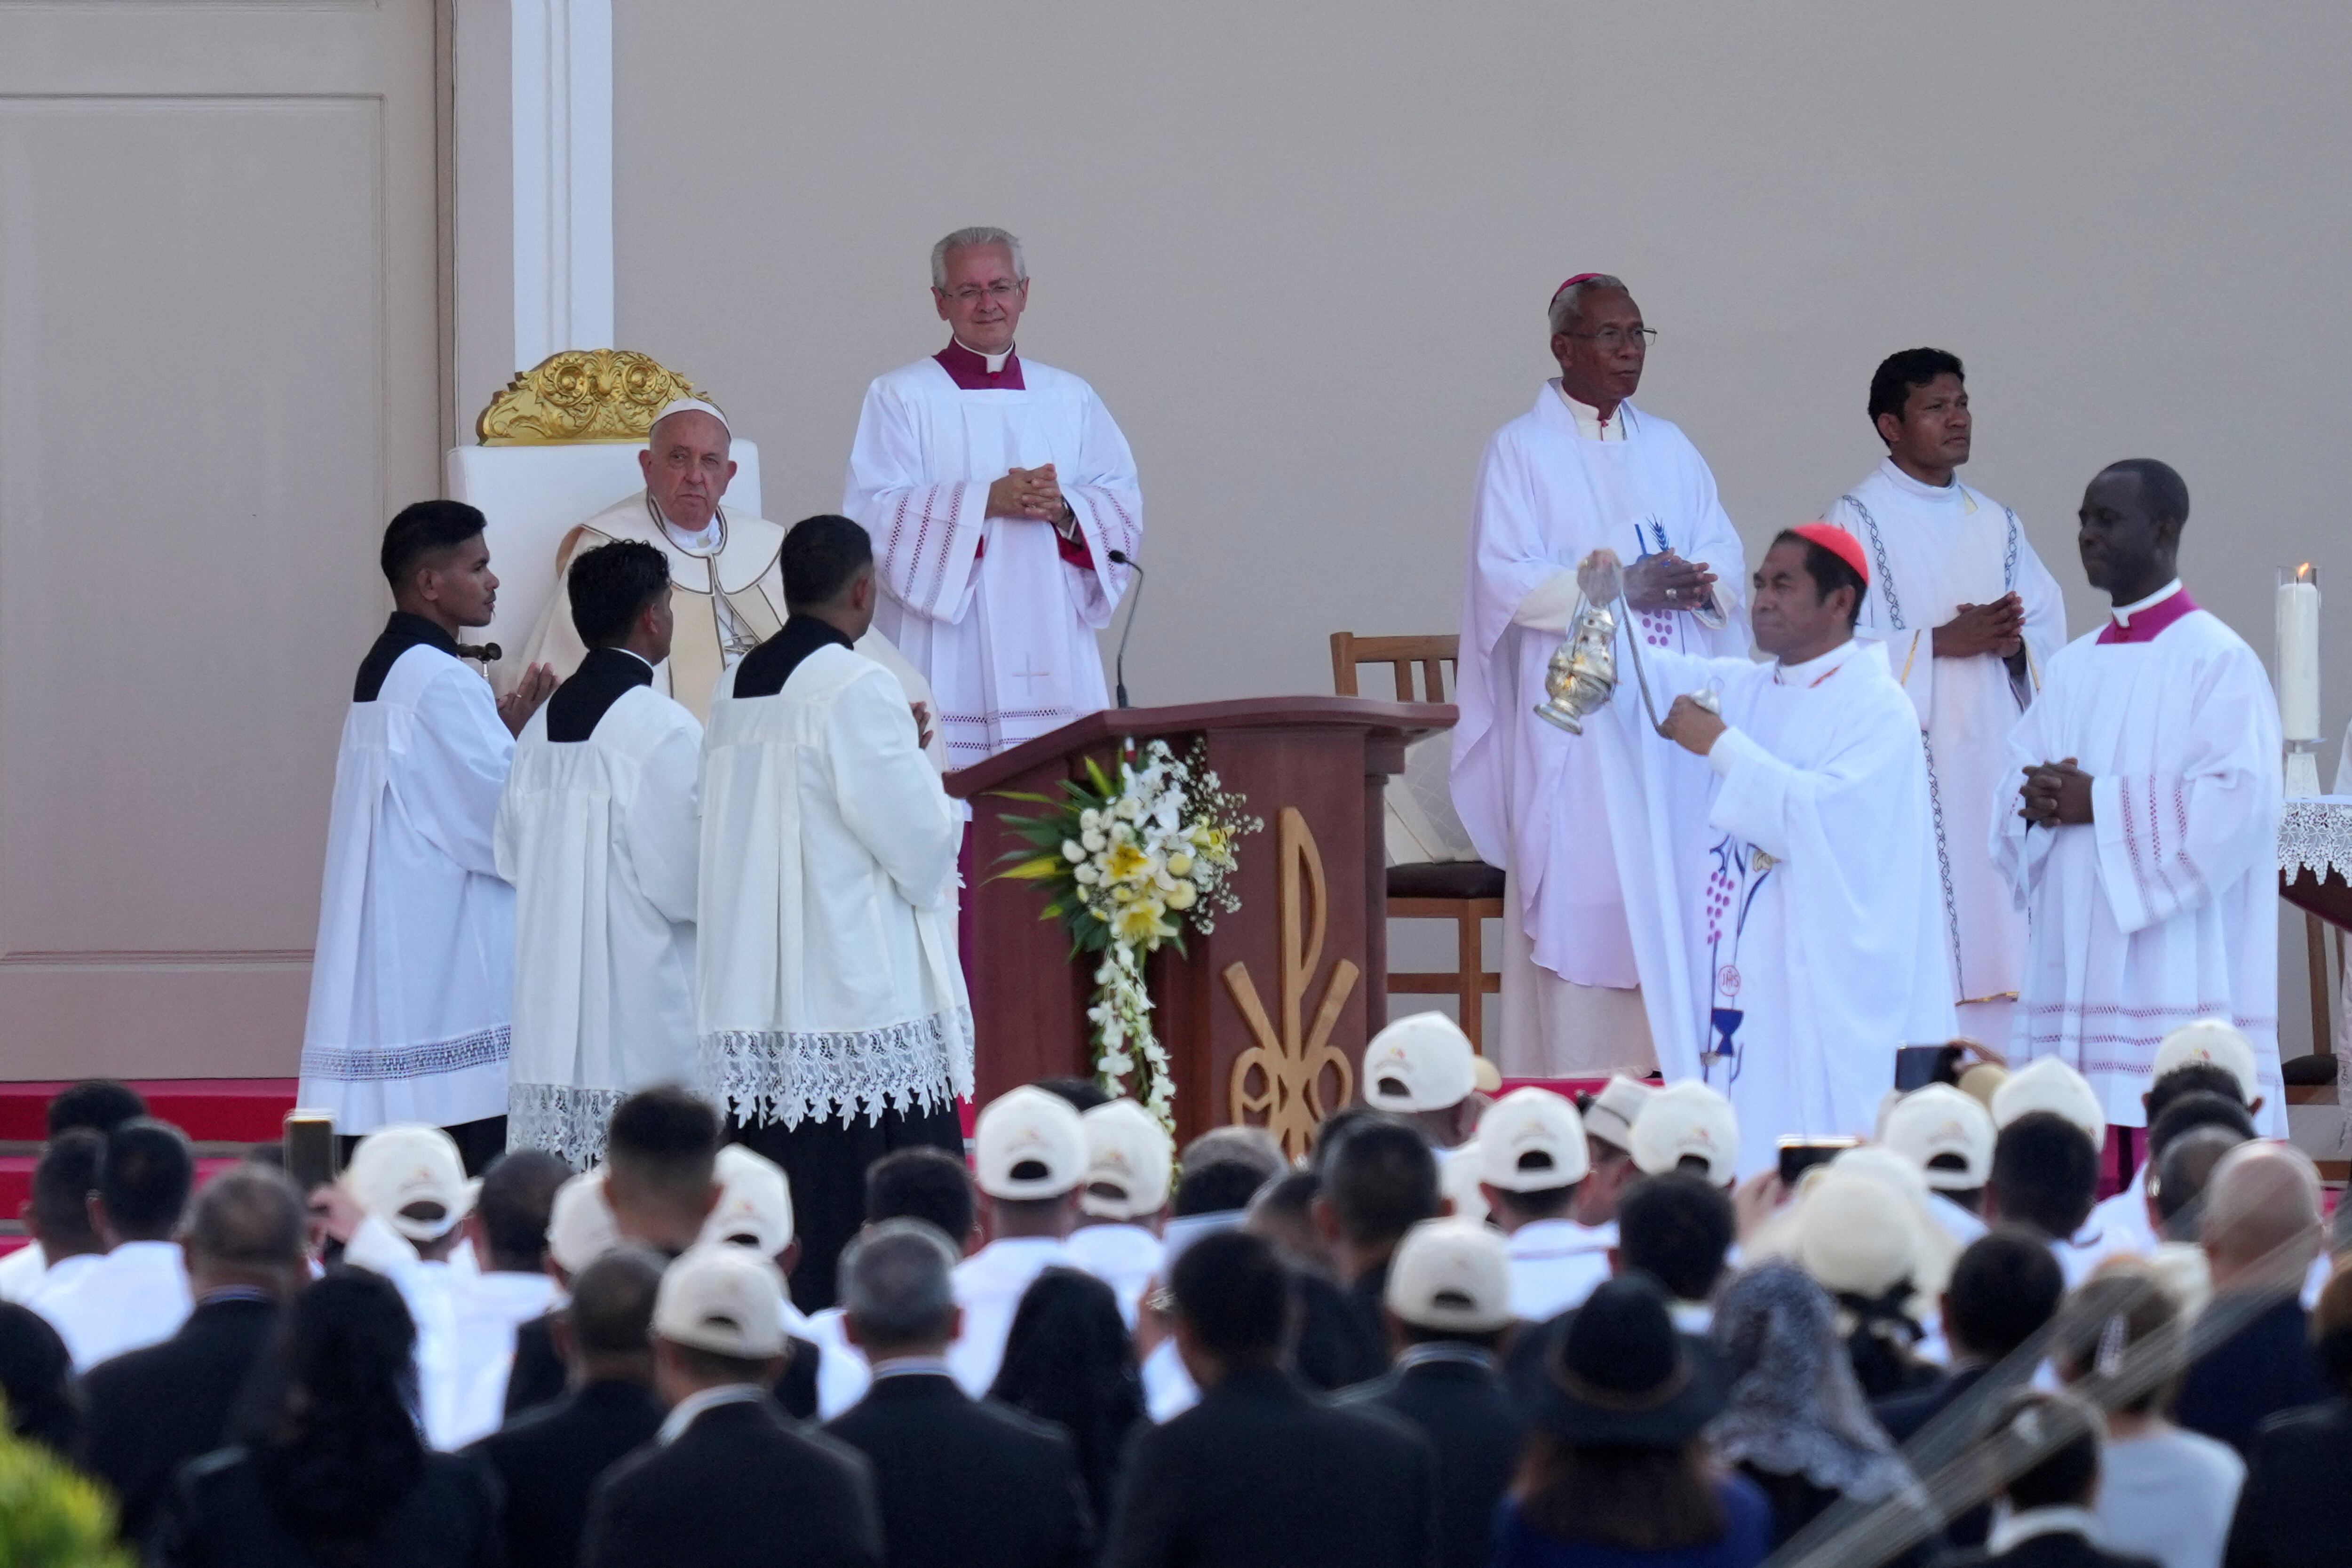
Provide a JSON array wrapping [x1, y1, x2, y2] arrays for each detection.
[[0, 1414, 133, 1568]]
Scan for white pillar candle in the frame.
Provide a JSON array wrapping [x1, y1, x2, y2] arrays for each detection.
[[2276, 574, 2321, 741]]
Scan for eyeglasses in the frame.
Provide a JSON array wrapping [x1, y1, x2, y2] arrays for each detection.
[[1561, 326, 1659, 350], [940, 280, 1025, 304]]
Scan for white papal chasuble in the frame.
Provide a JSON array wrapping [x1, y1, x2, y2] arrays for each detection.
[[697, 640, 972, 1126], [301, 619, 516, 1132], [1992, 586, 2286, 1132], [1452, 387, 1750, 1075], [1632, 637, 1956, 1169], [1828, 460, 2066, 1043], [842, 345, 1141, 765], [496, 657, 702, 1162]]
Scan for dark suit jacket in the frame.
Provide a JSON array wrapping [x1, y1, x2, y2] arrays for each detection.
[[2224, 1395, 2352, 1568], [469, 1378, 664, 1568], [76, 1294, 278, 1546], [507, 1312, 823, 1421], [1104, 1364, 1439, 1568], [1875, 1365, 1995, 1548], [1339, 1352, 1522, 1568], [2176, 1296, 2332, 1456], [151, 1446, 502, 1568], [581, 1396, 882, 1568], [1297, 1271, 1389, 1391], [824, 1370, 1093, 1568], [1938, 1525, 2163, 1568]]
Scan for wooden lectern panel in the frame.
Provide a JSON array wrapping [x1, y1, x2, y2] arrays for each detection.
[[948, 698, 1451, 1148]]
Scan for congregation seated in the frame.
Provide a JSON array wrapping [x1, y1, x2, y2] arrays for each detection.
[[468, 1247, 667, 1568], [579, 1244, 880, 1568], [1101, 1229, 1440, 1568], [988, 1266, 1145, 1527], [151, 1268, 503, 1568], [1496, 1273, 1772, 1568], [2224, 1264, 2352, 1568], [1939, 1390, 2163, 1568], [0, 1079, 148, 1305], [2174, 1144, 2331, 1456], [31, 1118, 197, 1372], [825, 1220, 1096, 1568], [2052, 1263, 2246, 1568], [1337, 1218, 1525, 1568], [76, 1164, 307, 1548]]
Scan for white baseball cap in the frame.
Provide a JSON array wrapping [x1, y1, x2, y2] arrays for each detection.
[[1881, 1083, 1997, 1191], [548, 1171, 620, 1276], [1791, 1165, 1933, 1301], [1993, 1057, 2107, 1144], [1629, 1081, 1740, 1184], [1361, 1012, 1481, 1113], [1582, 1074, 1657, 1154], [1475, 1087, 1591, 1192], [654, 1242, 787, 1359], [700, 1144, 795, 1256], [344, 1124, 475, 1242], [1385, 1217, 1512, 1332], [1438, 1144, 1489, 1224], [974, 1086, 1089, 1200], [1080, 1099, 1175, 1220], [2153, 1020, 2259, 1104]]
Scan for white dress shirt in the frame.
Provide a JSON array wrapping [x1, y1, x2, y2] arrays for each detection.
[[1503, 1219, 1614, 1321], [29, 1240, 192, 1369], [1064, 1222, 1163, 1324], [948, 1236, 1074, 1395]]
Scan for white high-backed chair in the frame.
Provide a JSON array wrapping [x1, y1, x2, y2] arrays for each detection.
[[445, 350, 763, 695]]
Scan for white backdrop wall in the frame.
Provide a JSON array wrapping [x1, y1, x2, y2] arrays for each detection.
[[609, 0, 2350, 1055]]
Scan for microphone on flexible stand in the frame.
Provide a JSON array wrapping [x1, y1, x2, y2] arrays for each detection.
[[1108, 549, 1145, 708]]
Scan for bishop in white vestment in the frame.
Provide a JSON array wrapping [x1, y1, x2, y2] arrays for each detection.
[[842, 227, 1140, 766], [1453, 275, 1749, 1076], [1994, 461, 2285, 1133], [514, 399, 945, 764], [698, 516, 970, 1307], [302, 503, 552, 1152], [497, 541, 701, 1164], [1828, 351, 2065, 1043], [1595, 526, 1955, 1170]]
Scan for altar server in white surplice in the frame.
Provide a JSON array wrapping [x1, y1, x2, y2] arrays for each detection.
[[842, 226, 1141, 767], [301, 503, 554, 1158], [512, 399, 945, 765], [1589, 526, 1955, 1171], [1826, 350, 2065, 1045], [1453, 274, 1750, 1079], [699, 515, 971, 1309], [496, 541, 701, 1164], [1994, 460, 2286, 1135]]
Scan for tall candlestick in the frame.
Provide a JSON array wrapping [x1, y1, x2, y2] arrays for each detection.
[[2278, 565, 2322, 798]]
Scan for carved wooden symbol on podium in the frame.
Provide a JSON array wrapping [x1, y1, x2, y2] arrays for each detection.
[[1224, 806, 1359, 1159]]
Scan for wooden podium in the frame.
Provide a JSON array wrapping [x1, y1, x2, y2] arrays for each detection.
[[947, 698, 1453, 1150]]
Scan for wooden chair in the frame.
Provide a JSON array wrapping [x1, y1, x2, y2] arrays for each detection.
[[1331, 632, 1505, 1051]]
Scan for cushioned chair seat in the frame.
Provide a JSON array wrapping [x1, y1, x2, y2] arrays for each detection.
[[1386, 860, 1504, 900]]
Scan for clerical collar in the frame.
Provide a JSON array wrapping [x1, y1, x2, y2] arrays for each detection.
[[546, 645, 659, 742], [937, 338, 1025, 390], [2099, 579, 2196, 646], [1878, 456, 1975, 509], [354, 612, 460, 702], [729, 614, 857, 700], [1775, 636, 1860, 687], [1551, 381, 1629, 442]]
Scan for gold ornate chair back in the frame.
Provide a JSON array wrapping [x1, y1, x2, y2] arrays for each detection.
[[476, 349, 722, 445]]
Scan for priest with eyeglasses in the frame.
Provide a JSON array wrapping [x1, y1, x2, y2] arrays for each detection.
[[842, 224, 1143, 768]]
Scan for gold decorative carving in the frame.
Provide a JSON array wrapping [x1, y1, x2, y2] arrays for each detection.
[[1225, 807, 1359, 1159], [476, 349, 721, 446]]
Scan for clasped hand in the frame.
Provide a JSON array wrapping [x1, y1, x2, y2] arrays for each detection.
[[986, 463, 1067, 523], [1623, 549, 1717, 614], [1935, 593, 2025, 660], [2019, 757, 2093, 826]]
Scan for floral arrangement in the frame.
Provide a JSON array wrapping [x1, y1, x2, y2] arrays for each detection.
[[995, 738, 1261, 1125]]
